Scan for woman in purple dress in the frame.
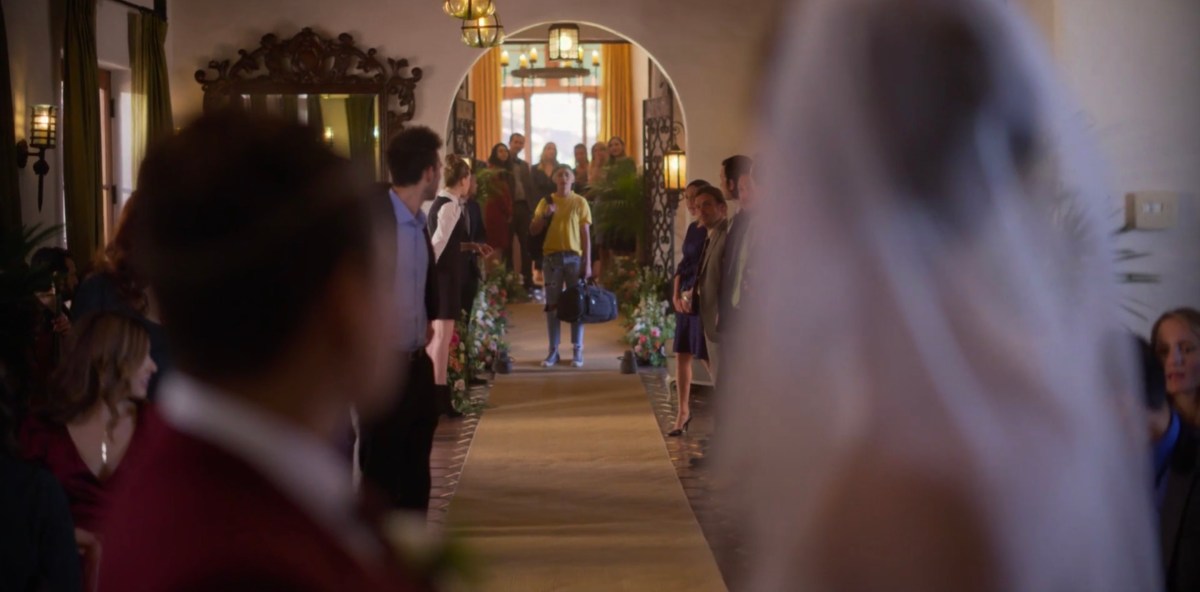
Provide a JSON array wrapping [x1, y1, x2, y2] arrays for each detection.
[[668, 180, 712, 436]]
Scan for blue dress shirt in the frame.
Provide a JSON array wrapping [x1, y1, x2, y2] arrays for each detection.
[[389, 188, 429, 352]]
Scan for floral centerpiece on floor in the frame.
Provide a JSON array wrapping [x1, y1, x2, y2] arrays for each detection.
[[446, 268, 513, 412], [623, 297, 676, 367], [465, 278, 510, 379]]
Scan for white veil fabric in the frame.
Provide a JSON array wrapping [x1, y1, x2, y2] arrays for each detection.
[[718, 0, 1160, 590]]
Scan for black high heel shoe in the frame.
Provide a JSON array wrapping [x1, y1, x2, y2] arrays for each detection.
[[667, 416, 692, 437]]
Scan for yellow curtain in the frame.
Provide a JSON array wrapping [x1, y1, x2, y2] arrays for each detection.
[[469, 47, 502, 163], [600, 44, 635, 163]]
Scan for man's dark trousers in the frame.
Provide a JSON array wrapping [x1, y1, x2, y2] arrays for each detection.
[[359, 350, 439, 512]]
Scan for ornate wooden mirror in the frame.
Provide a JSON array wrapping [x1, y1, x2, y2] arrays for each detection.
[[196, 28, 422, 179]]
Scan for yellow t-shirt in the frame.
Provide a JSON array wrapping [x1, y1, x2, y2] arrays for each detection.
[[534, 192, 593, 256]]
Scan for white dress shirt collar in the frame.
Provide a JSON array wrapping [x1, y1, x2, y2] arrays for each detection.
[[159, 373, 381, 561]]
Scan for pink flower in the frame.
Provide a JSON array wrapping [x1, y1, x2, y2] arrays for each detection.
[[650, 328, 661, 338], [638, 335, 647, 344]]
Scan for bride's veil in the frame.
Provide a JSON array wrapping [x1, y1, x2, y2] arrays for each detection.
[[718, 0, 1159, 589]]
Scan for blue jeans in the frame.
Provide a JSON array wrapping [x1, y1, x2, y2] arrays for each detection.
[[543, 251, 583, 352]]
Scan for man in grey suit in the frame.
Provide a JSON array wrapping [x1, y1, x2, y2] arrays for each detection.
[[508, 133, 537, 293], [692, 186, 730, 384]]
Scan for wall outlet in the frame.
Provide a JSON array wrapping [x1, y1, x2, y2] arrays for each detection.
[[1125, 191, 1181, 230]]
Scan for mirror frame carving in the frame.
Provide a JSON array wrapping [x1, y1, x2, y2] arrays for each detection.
[[195, 27, 422, 171]]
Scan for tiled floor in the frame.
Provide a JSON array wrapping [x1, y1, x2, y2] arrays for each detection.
[[638, 367, 747, 590], [426, 383, 489, 528]]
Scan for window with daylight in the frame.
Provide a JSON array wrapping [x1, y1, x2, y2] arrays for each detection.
[[500, 42, 604, 167]]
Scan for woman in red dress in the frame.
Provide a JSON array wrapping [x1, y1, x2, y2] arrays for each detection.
[[20, 312, 158, 559], [484, 143, 516, 259]]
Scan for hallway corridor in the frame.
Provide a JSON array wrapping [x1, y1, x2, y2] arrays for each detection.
[[447, 303, 726, 591]]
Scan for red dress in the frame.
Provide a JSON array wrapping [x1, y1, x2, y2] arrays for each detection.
[[485, 174, 514, 253], [18, 404, 153, 533]]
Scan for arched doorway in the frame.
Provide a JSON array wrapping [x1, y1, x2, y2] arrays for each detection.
[[445, 22, 687, 277]]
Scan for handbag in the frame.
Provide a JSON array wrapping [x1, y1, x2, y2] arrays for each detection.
[[557, 279, 618, 324]]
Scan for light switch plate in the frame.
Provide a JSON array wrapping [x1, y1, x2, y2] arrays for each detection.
[[1125, 191, 1180, 230]]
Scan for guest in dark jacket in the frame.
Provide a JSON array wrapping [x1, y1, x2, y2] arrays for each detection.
[[98, 112, 426, 591], [1153, 308, 1200, 591], [0, 393, 82, 592], [73, 191, 171, 399]]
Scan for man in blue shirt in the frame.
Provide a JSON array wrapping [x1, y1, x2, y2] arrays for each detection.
[[358, 126, 443, 512]]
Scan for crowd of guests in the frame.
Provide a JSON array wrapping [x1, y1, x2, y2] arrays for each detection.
[[1, 0, 1195, 588], [478, 131, 636, 367], [0, 109, 667, 590]]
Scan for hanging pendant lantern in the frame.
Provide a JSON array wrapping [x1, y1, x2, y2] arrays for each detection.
[[547, 23, 580, 61], [461, 13, 505, 48], [443, 0, 494, 20]]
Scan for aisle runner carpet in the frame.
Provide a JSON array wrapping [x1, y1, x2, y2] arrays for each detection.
[[448, 303, 726, 592]]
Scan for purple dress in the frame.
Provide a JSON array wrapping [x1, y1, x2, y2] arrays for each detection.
[[673, 222, 708, 359]]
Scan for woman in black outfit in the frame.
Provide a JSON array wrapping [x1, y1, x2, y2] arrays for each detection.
[[427, 156, 492, 417], [668, 180, 712, 436]]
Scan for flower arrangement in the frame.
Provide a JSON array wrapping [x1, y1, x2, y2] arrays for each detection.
[[482, 256, 527, 303], [465, 278, 510, 378], [606, 257, 671, 323], [446, 270, 513, 412], [446, 320, 477, 412], [623, 296, 676, 367]]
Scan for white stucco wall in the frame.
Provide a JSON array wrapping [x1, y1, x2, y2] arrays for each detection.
[[5, 0, 62, 234], [166, 0, 777, 193], [1053, 0, 1200, 333]]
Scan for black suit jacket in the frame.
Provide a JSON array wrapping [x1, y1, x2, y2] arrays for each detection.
[[374, 184, 437, 324], [1162, 424, 1200, 591], [464, 198, 485, 284]]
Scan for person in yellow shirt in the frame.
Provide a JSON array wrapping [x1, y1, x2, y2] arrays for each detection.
[[530, 165, 593, 368]]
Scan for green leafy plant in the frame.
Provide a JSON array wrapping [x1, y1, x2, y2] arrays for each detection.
[[591, 169, 645, 254], [0, 224, 62, 397], [473, 168, 507, 211]]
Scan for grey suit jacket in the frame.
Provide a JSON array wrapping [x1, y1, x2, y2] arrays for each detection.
[[512, 158, 536, 206], [696, 217, 730, 343]]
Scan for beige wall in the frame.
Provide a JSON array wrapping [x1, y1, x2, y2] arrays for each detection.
[[4, 0, 151, 244], [1054, 0, 1200, 333], [167, 0, 778, 194], [5, 0, 63, 234]]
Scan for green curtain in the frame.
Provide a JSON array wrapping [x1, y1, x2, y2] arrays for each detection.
[[280, 95, 299, 123], [63, 0, 102, 266], [345, 96, 376, 174], [0, 2, 21, 243], [129, 11, 173, 182], [306, 94, 324, 139]]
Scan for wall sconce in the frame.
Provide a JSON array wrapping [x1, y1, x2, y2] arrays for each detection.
[[16, 104, 57, 212], [662, 122, 686, 194], [323, 126, 334, 146], [547, 23, 580, 62]]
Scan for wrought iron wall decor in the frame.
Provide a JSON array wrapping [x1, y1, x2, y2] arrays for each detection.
[[195, 27, 422, 139], [643, 94, 678, 275]]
